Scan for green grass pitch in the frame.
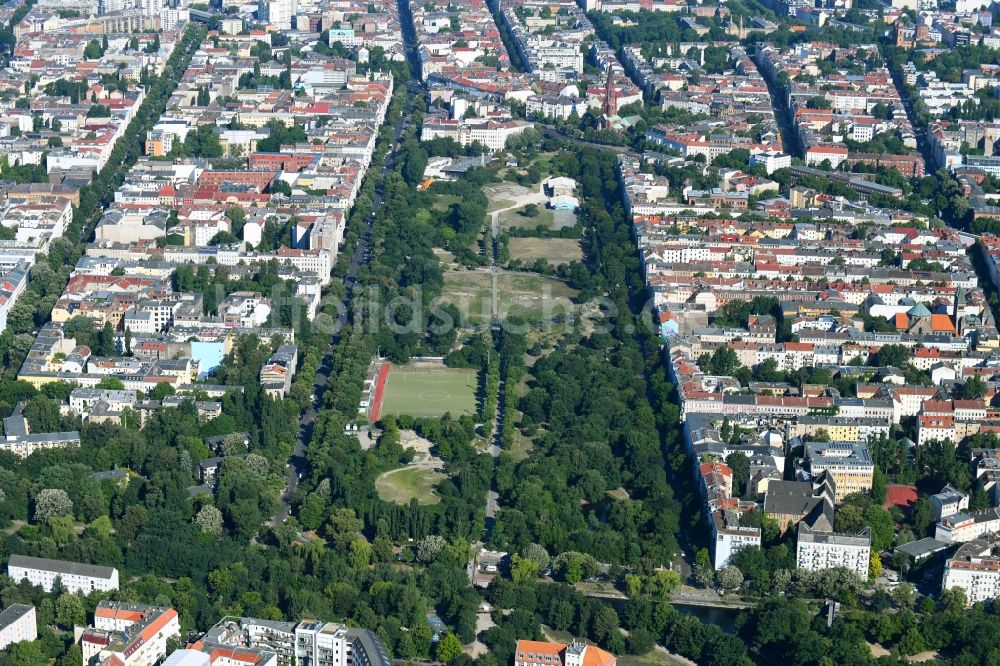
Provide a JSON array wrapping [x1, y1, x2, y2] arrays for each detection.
[[378, 366, 479, 419]]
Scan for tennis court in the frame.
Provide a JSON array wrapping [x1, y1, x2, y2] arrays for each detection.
[[376, 363, 479, 419]]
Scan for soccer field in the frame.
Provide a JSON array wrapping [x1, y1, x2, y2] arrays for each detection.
[[378, 366, 479, 419]]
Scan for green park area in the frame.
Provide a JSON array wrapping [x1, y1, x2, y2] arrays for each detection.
[[440, 271, 578, 325], [507, 237, 583, 266], [374, 466, 445, 506]]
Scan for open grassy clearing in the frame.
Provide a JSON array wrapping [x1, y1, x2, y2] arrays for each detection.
[[439, 271, 579, 324], [499, 273, 578, 322], [498, 206, 556, 230], [374, 467, 445, 506], [431, 193, 462, 212], [508, 237, 583, 266], [488, 198, 515, 213]]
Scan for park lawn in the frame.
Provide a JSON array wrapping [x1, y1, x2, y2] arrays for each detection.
[[440, 271, 579, 324], [498, 206, 556, 230], [498, 273, 578, 323], [440, 271, 494, 325], [508, 237, 583, 266], [507, 375, 534, 462], [433, 247, 458, 268], [509, 429, 534, 462], [488, 197, 516, 213], [431, 194, 462, 212], [379, 365, 478, 419], [374, 467, 445, 506]]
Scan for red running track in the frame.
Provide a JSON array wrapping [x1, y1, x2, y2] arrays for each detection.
[[369, 363, 390, 422]]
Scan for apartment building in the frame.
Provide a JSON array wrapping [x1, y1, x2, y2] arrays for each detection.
[[796, 522, 871, 579], [803, 441, 874, 502], [935, 508, 1000, 543], [0, 604, 36, 650], [932, 485, 970, 520], [81, 601, 180, 666], [6, 554, 120, 593], [420, 117, 533, 152], [942, 539, 1000, 605], [260, 344, 298, 398], [711, 509, 762, 569], [191, 616, 392, 666]]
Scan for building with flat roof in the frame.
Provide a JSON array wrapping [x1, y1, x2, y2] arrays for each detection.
[[796, 522, 871, 579], [803, 440, 874, 502], [895, 537, 952, 563], [190, 616, 392, 666], [163, 650, 211, 666], [6, 554, 119, 594], [0, 604, 36, 650]]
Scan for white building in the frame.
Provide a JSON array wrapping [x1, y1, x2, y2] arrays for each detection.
[[295, 621, 350, 665], [163, 651, 211, 666], [258, 0, 294, 29], [160, 7, 188, 30], [711, 509, 761, 569], [0, 604, 36, 650], [796, 522, 871, 578], [82, 601, 180, 666], [195, 616, 389, 666], [749, 151, 792, 175], [942, 539, 1000, 605], [68, 388, 137, 415], [931, 484, 969, 520], [6, 554, 119, 594], [526, 94, 587, 120], [420, 118, 533, 152], [936, 509, 1000, 543]]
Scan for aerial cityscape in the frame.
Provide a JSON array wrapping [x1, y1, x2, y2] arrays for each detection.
[[2, 0, 1000, 663]]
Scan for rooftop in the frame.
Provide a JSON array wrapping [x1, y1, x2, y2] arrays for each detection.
[[7, 554, 117, 580]]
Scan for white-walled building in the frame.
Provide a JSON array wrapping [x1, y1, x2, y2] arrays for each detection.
[[936, 509, 1000, 543], [6, 554, 119, 594], [0, 604, 36, 650], [942, 539, 1000, 605], [711, 509, 761, 569], [82, 601, 180, 666], [931, 484, 969, 520], [420, 118, 533, 152], [749, 151, 792, 175], [258, 0, 294, 29], [796, 522, 871, 578]]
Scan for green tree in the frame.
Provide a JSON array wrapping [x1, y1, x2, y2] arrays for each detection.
[[48, 514, 75, 545], [716, 565, 743, 592], [872, 344, 909, 368], [435, 632, 464, 663], [511, 555, 540, 582], [55, 593, 87, 628], [84, 40, 103, 59], [963, 376, 988, 400]]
